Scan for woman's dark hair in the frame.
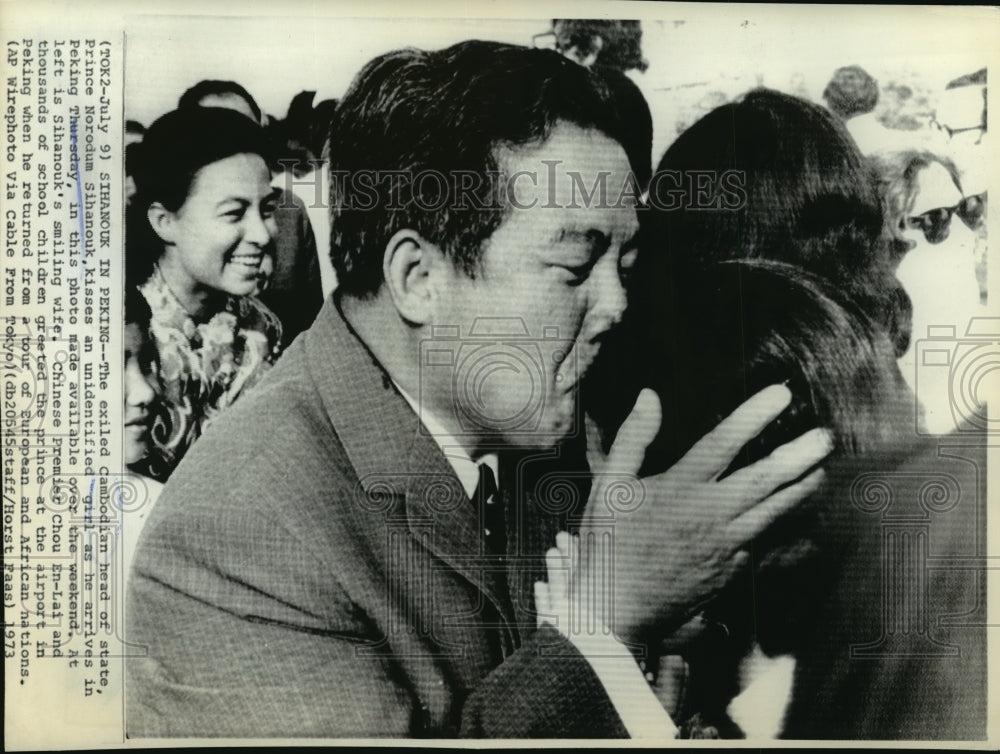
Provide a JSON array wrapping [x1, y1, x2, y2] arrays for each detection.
[[126, 107, 274, 286], [178, 79, 263, 123], [646, 88, 911, 357]]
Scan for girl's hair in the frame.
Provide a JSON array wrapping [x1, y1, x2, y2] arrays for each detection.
[[647, 87, 911, 357], [612, 259, 913, 476]]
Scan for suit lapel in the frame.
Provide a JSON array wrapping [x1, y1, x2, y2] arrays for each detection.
[[304, 297, 521, 642], [405, 438, 521, 652]]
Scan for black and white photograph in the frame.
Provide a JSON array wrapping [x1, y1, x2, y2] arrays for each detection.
[[3, 1, 998, 747]]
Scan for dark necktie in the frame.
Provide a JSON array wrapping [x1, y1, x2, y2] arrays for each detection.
[[474, 463, 516, 636], [476, 463, 504, 559]]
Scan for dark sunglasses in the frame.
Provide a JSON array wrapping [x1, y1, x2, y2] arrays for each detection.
[[904, 192, 986, 244]]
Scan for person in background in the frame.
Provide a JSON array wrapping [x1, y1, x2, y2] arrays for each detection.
[[933, 68, 988, 302], [272, 90, 340, 178], [871, 149, 987, 435], [935, 68, 987, 151], [127, 107, 282, 479], [823, 64, 897, 154], [267, 89, 339, 295], [125, 120, 146, 206], [122, 283, 165, 575], [179, 79, 325, 347], [546, 18, 648, 72]]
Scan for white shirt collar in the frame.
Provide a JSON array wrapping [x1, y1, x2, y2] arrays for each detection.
[[392, 381, 498, 499]]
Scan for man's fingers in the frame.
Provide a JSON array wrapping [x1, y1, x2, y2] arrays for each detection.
[[545, 546, 569, 602], [674, 384, 793, 481], [603, 388, 661, 476], [584, 413, 608, 473], [534, 581, 550, 626], [721, 428, 833, 514], [727, 467, 826, 544], [555, 531, 573, 558]]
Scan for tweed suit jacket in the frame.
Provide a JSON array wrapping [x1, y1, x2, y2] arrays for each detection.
[[126, 297, 630, 738]]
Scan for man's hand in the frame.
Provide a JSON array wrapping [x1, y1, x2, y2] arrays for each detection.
[[537, 532, 689, 719], [577, 384, 832, 644]]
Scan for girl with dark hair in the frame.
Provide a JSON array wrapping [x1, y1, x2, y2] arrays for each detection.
[[122, 283, 165, 574], [629, 260, 914, 738], [127, 107, 282, 478], [545, 260, 983, 739], [124, 284, 161, 475], [645, 87, 911, 359], [548, 88, 984, 739]]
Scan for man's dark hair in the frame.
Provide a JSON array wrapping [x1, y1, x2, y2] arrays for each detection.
[[946, 67, 986, 89], [823, 65, 879, 119], [178, 79, 263, 123], [327, 40, 649, 298], [647, 87, 910, 357]]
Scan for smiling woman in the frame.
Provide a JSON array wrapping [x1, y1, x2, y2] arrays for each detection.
[[126, 107, 283, 479]]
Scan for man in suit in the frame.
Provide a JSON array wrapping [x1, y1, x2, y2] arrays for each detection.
[[126, 41, 830, 738]]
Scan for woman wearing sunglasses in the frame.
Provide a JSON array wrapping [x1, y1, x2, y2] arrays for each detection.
[[872, 149, 986, 434]]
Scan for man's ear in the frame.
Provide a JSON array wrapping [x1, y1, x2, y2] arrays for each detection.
[[383, 229, 446, 325], [147, 202, 176, 245]]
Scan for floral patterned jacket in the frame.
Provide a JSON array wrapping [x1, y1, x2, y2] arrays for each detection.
[[139, 269, 282, 479]]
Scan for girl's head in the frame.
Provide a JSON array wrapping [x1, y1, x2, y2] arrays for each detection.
[[646, 88, 910, 356], [635, 259, 913, 477], [124, 285, 159, 469], [128, 107, 278, 300], [587, 258, 914, 666]]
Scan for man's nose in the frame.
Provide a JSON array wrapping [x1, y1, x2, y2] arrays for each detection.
[[590, 255, 628, 333]]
